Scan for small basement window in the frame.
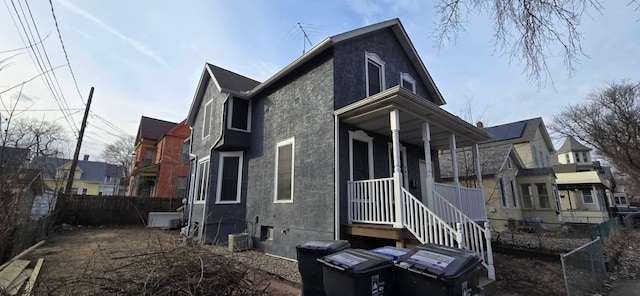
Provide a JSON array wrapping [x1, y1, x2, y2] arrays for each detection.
[[261, 226, 274, 241]]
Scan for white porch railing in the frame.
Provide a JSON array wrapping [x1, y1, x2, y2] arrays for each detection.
[[347, 178, 395, 225], [401, 188, 459, 248], [433, 182, 487, 221]]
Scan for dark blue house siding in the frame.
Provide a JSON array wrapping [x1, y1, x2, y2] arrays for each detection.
[[245, 54, 336, 259], [333, 28, 433, 110]]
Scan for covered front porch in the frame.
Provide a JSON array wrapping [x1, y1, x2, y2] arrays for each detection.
[[336, 86, 495, 278]]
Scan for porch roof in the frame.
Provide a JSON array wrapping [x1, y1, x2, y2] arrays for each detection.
[[334, 86, 491, 149]]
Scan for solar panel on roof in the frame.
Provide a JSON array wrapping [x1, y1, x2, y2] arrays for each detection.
[[504, 121, 526, 140], [484, 121, 526, 142]]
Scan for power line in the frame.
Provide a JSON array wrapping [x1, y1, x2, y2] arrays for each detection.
[[48, 0, 84, 103], [90, 112, 131, 137]]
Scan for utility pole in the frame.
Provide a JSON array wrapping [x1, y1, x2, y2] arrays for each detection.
[[65, 87, 94, 195]]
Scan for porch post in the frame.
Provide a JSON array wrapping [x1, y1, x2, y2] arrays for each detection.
[[422, 122, 433, 205], [449, 134, 462, 208], [390, 109, 404, 228], [472, 143, 484, 192]]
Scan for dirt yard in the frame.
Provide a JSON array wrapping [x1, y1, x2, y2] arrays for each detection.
[[22, 226, 301, 295]]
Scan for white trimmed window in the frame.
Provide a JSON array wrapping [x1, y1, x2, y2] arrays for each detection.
[[275, 138, 295, 203], [202, 100, 212, 139], [582, 189, 594, 204], [195, 157, 210, 203], [510, 180, 519, 208], [536, 183, 550, 208], [216, 152, 243, 204], [349, 130, 374, 181], [400, 72, 416, 93], [521, 184, 533, 208], [227, 97, 251, 132], [365, 52, 385, 97], [499, 177, 508, 208]]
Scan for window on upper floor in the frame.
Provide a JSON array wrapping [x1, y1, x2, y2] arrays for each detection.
[[105, 176, 112, 183], [143, 149, 155, 166], [565, 153, 570, 163], [499, 177, 508, 208], [539, 150, 544, 167], [575, 152, 582, 163], [181, 140, 190, 162], [582, 152, 589, 163], [202, 100, 212, 139], [400, 72, 416, 93], [365, 52, 385, 97], [510, 180, 519, 208], [275, 138, 295, 203], [228, 97, 251, 132]]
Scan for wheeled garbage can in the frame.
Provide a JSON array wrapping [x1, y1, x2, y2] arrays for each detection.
[[296, 240, 350, 296], [395, 243, 483, 296], [318, 249, 395, 296]]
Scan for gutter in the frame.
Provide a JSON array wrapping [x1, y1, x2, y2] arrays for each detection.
[[334, 114, 340, 240]]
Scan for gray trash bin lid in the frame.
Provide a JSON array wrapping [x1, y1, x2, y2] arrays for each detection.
[[296, 240, 350, 254], [396, 244, 481, 279], [319, 249, 394, 274]]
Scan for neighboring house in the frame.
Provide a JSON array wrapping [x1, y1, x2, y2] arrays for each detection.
[[128, 116, 190, 198], [553, 137, 612, 224], [31, 155, 125, 195], [185, 19, 497, 279]]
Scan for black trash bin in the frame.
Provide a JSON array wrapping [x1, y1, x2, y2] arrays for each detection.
[[296, 240, 350, 296], [318, 249, 395, 296], [395, 243, 482, 296]]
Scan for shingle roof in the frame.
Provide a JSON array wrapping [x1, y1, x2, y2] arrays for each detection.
[[440, 144, 515, 178], [31, 156, 123, 183], [481, 117, 555, 150], [557, 136, 592, 153], [138, 116, 178, 141], [207, 64, 260, 92]]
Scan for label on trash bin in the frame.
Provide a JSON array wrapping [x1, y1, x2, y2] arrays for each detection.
[[407, 250, 455, 271], [375, 247, 407, 257], [326, 252, 367, 267], [301, 241, 334, 248]]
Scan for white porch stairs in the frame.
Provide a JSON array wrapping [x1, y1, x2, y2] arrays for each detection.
[[347, 178, 495, 281]]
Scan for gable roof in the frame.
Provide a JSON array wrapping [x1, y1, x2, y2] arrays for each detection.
[[440, 144, 524, 178], [186, 64, 261, 125], [557, 136, 592, 153], [250, 18, 445, 105], [481, 117, 555, 152], [137, 116, 179, 142], [31, 156, 123, 183]]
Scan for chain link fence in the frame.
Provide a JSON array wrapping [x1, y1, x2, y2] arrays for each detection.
[[561, 237, 608, 296], [591, 218, 620, 240], [490, 218, 591, 252]]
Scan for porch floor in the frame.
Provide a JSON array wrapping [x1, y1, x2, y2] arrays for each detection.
[[342, 223, 419, 248]]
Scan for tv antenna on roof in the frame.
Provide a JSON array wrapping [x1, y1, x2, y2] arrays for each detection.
[[287, 22, 323, 54]]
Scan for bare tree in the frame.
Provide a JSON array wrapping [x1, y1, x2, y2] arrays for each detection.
[[101, 136, 134, 177], [551, 80, 640, 182], [3, 117, 69, 157], [434, 0, 603, 85]]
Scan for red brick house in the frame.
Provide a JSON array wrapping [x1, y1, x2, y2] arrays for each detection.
[[128, 116, 190, 198]]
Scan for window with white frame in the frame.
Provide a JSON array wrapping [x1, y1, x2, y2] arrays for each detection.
[[349, 131, 373, 181], [227, 97, 251, 132], [575, 152, 582, 163], [510, 180, 519, 208], [216, 152, 243, 204], [538, 150, 544, 167], [400, 72, 416, 93], [365, 52, 385, 97], [582, 189, 594, 203], [202, 100, 212, 139], [536, 183, 550, 208], [565, 153, 570, 163], [582, 152, 589, 163], [275, 138, 294, 203], [499, 177, 508, 208], [521, 184, 533, 208], [195, 158, 210, 203]]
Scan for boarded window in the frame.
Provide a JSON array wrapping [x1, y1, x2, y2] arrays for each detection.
[[275, 140, 294, 202]]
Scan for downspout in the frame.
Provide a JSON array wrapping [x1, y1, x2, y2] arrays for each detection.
[[186, 128, 197, 234], [334, 114, 340, 240]]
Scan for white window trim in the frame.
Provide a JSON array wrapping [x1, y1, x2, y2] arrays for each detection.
[[510, 180, 519, 208], [499, 177, 509, 208], [365, 52, 385, 97], [195, 157, 210, 204], [399, 72, 416, 93], [274, 137, 295, 203], [215, 151, 243, 204], [227, 97, 252, 133], [582, 189, 595, 204], [387, 142, 408, 188], [349, 130, 374, 181], [202, 100, 213, 139]]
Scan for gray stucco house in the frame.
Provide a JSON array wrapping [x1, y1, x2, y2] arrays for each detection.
[[185, 18, 496, 279]]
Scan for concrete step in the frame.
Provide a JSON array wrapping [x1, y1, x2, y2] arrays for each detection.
[[480, 276, 497, 296]]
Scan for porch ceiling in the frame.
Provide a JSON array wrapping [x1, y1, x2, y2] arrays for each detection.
[[335, 86, 491, 149]]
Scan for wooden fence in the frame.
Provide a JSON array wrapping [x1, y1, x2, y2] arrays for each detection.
[[54, 195, 182, 226]]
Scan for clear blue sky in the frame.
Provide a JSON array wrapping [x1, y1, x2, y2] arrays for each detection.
[[1, 0, 638, 160]]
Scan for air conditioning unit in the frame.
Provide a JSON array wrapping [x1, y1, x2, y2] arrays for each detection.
[[228, 233, 250, 252]]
